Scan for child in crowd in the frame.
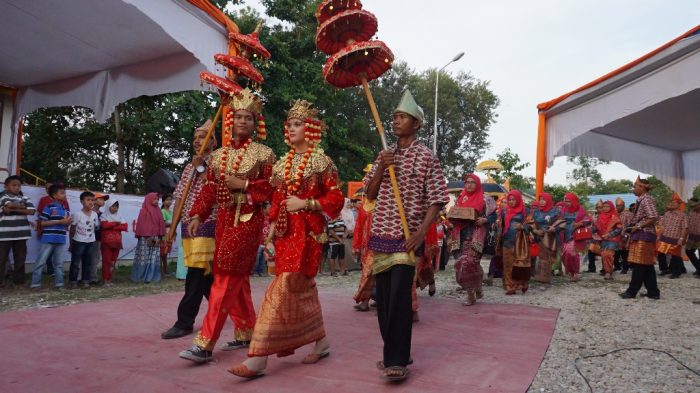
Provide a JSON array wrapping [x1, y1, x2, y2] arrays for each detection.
[[160, 194, 174, 276], [0, 176, 36, 287], [31, 184, 71, 290], [89, 192, 109, 284], [69, 191, 99, 288], [100, 200, 128, 287]]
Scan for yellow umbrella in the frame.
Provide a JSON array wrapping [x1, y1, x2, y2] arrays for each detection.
[[476, 159, 504, 171]]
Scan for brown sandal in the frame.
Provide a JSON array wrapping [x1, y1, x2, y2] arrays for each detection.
[[228, 364, 264, 379], [301, 350, 330, 364], [376, 358, 413, 369], [384, 366, 410, 382]]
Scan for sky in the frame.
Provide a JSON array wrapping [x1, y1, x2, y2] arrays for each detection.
[[235, 0, 700, 185]]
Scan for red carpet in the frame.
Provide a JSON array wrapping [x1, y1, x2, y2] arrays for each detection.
[[0, 281, 558, 393]]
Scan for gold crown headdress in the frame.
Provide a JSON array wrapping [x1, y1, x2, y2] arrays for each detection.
[[224, 88, 267, 140], [286, 99, 320, 121], [229, 88, 263, 114], [284, 99, 326, 146]]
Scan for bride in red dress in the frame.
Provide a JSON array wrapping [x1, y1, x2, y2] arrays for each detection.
[[229, 99, 344, 378]]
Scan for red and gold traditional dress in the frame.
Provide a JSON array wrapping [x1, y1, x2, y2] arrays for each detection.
[[247, 101, 344, 358], [352, 199, 375, 304], [188, 90, 276, 350]]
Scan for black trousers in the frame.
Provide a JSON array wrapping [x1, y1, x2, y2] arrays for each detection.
[[439, 243, 449, 271], [587, 250, 597, 272], [625, 264, 659, 297], [0, 240, 27, 285], [376, 264, 415, 368], [614, 249, 629, 271], [656, 252, 670, 273], [686, 248, 700, 273], [667, 255, 686, 276], [173, 267, 213, 331]]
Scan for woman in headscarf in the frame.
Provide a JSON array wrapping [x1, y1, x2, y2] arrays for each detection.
[[130, 193, 166, 283], [560, 192, 591, 282], [527, 193, 563, 283], [450, 174, 496, 305], [499, 190, 530, 295], [100, 200, 128, 286], [592, 201, 622, 280]]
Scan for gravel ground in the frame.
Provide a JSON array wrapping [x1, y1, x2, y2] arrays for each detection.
[[3, 258, 699, 392], [317, 258, 700, 393]]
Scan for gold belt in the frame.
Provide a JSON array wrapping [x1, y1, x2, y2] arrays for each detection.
[[309, 232, 328, 244], [231, 192, 247, 204]]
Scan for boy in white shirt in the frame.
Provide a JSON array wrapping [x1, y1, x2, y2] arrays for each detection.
[[69, 191, 99, 288]]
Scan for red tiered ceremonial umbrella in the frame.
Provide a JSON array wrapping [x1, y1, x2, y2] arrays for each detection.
[[315, 0, 364, 24], [228, 30, 271, 60], [214, 54, 264, 84], [316, 6, 412, 258], [316, 9, 378, 55], [322, 40, 393, 88], [199, 71, 243, 99]]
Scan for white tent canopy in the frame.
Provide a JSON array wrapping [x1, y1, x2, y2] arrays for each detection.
[[537, 26, 700, 199], [0, 0, 230, 177]]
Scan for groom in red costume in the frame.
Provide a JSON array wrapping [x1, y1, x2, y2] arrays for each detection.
[[179, 89, 276, 363]]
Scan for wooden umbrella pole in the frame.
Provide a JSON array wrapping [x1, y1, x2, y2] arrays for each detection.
[[167, 104, 224, 243], [360, 76, 414, 260]]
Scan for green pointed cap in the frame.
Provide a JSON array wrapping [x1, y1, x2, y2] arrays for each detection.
[[394, 89, 425, 125]]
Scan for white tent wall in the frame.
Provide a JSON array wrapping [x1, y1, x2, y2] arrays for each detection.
[[0, 0, 230, 178], [553, 131, 694, 198], [543, 31, 700, 198]]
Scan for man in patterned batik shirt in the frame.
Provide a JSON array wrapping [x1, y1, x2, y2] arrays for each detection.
[[161, 120, 217, 340], [620, 177, 660, 300], [365, 90, 449, 382]]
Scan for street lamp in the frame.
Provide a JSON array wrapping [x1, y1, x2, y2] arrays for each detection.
[[433, 51, 465, 155]]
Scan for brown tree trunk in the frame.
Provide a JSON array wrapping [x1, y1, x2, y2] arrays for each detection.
[[113, 107, 126, 193]]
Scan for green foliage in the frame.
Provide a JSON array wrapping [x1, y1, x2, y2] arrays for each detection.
[[566, 155, 610, 197], [410, 69, 499, 178], [646, 176, 674, 215], [489, 148, 532, 191], [543, 184, 568, 203], [595, 179, 633, 194], [22, 92, 215, 193], [20, 0, 499, 193]]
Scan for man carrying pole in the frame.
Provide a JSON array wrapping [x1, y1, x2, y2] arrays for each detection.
[[179, 89, 275, 363], [364, 90, 449, 381], [161, 120, 217, 340]]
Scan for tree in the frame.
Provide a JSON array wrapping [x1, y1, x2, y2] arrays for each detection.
[[646, 176, 674, 215], [594, 179, 633, 194], [22, 91, 215, 193], [488, 148, 532, 191], [20, 0, 500, 192], [566, 155, 609, 197], [543, 184, 568, 203]]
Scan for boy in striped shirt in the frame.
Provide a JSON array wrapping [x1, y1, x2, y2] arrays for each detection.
[[30, 184, 71, 290], [0, 176, 35, 286]]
